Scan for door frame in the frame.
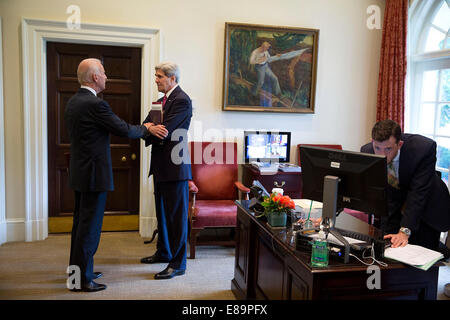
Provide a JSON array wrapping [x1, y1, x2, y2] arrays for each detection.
[[21, 18, 160, 241], [0, 18, 7, 245]]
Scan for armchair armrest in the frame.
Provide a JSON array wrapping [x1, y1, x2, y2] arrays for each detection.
[[235, 181, 250, 200], [188, 180, 198, 219], [188, 180, 198, 193]]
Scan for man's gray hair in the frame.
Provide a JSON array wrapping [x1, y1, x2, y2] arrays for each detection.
[[77, 58, 102, 85], [155, 61, 180, 83]]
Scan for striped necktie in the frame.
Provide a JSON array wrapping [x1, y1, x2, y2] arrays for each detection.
[[387, 162, 399, 189]]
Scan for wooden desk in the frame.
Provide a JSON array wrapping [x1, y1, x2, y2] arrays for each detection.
[[242, 164, 302, 198], [231, 200, 439, 300]]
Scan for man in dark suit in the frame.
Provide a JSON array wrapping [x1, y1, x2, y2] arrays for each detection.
[[140, 62, 192, 279], [65, 58, 167, 292], [361, 120, 450, 251]]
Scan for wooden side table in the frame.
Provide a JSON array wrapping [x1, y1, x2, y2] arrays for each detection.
[[241, 164, 303, 198]]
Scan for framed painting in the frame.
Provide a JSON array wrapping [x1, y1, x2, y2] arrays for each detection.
[[223, 22, 319, 113]]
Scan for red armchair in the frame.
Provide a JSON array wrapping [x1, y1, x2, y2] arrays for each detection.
[[188, 142, 250, 259]]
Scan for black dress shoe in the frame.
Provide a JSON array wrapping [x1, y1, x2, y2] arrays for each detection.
[[140, 255, 169, 264], [93, 272, 103, 279], [154, 267, 185, 280], [70, 281, 107, 292]]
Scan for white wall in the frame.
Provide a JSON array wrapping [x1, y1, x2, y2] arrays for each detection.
[[0, 0, 384, 243]]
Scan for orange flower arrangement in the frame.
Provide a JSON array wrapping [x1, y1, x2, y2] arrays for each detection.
[[261, 192, 296, 216]]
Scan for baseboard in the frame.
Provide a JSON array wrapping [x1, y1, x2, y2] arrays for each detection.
[[0, 220, 6, 245], [2, 218, 48, 243], [49, 215, 139, 233], [5, 219, 25, 243]]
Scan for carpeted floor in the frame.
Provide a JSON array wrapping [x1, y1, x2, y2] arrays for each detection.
[[0, 231, 449, 300], [0, 231, 236, 300]]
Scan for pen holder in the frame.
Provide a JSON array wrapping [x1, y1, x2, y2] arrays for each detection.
[[271, 188, 284, 195], [303, 219, 315, 230]]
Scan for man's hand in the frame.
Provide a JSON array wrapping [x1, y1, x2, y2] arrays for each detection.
[[384, 232, 409, 248], [148, 124, 168, 140], [143, 122, 153, 130]]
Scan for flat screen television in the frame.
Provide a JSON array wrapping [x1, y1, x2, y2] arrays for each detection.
[[244, 131, 291, 163]]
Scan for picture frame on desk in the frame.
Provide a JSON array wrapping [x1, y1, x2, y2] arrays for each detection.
[[222, 22, 319, 113]]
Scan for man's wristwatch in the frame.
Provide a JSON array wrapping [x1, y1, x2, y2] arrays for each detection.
[[399, 227, 411, 237]]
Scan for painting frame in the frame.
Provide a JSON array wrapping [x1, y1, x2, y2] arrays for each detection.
[[222, 22, 319, 113]]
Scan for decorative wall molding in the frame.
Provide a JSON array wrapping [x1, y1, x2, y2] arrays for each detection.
[[21, 18, 160, 242], [5, 219, 26, 243], [0, 18, 6, 245]]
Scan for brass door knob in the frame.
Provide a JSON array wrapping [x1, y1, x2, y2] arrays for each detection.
[[121, 156, 127, 162], [131, 153, 136, 160]]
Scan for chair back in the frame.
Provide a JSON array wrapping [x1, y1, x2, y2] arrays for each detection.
[[297, 144, 343, 166], [189, 142, 238, 200]]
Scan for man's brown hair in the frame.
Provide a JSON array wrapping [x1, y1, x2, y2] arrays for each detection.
[[371, 120, 402, 143]]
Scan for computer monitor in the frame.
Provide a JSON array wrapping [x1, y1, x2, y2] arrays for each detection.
[[244, 131, 291, 163], [300, 145, 388, 219], [300, 145, 388, 263]]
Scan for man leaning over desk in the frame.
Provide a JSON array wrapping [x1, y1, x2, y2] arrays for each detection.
[[361, 120, 450, 251]]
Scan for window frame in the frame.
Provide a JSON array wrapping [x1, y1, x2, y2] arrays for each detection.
[[407, 0, 450, 180]]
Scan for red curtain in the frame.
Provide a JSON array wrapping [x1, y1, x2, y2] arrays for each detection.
[[376, 0, 408, 130]]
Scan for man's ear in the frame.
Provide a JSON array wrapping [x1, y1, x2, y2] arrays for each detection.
[[398, 140, 404, 149], [92, 72, 99, 83]]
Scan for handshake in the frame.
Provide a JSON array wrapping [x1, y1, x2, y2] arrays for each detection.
[[143, 123, 168, 140]]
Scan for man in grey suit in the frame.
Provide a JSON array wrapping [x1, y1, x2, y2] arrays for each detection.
[[65, 58, 168, 292]]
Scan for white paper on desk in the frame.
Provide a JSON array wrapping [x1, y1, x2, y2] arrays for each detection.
[[293, 199, 323, 209], [384, 244, 443, 267]]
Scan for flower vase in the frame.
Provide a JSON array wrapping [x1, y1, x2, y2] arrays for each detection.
[[267, 211, 287, 227]]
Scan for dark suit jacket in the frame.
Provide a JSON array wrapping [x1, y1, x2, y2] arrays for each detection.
[[65, 88, 148, 192], [361, 133, 450, 233], [143, 86, 192, 183]]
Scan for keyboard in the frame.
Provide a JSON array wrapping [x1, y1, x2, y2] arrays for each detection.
[[296, 228, 387, 261], [333, 227, 377, 243]]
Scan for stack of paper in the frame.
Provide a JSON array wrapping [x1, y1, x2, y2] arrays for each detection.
[[292, 199, 323, 220], [293, 199, 323, 209], [384, 244, 443, 271]]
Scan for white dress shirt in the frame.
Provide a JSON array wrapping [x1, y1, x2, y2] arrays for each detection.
[[80, 85, 97, 96]]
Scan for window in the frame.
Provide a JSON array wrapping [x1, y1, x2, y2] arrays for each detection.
[[408, 0, 450, 185]]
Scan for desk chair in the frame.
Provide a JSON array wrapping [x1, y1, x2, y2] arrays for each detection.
[[188, 142, 250, 259]]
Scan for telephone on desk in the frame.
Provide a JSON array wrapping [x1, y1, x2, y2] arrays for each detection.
[[248, 180, 270, 214]]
